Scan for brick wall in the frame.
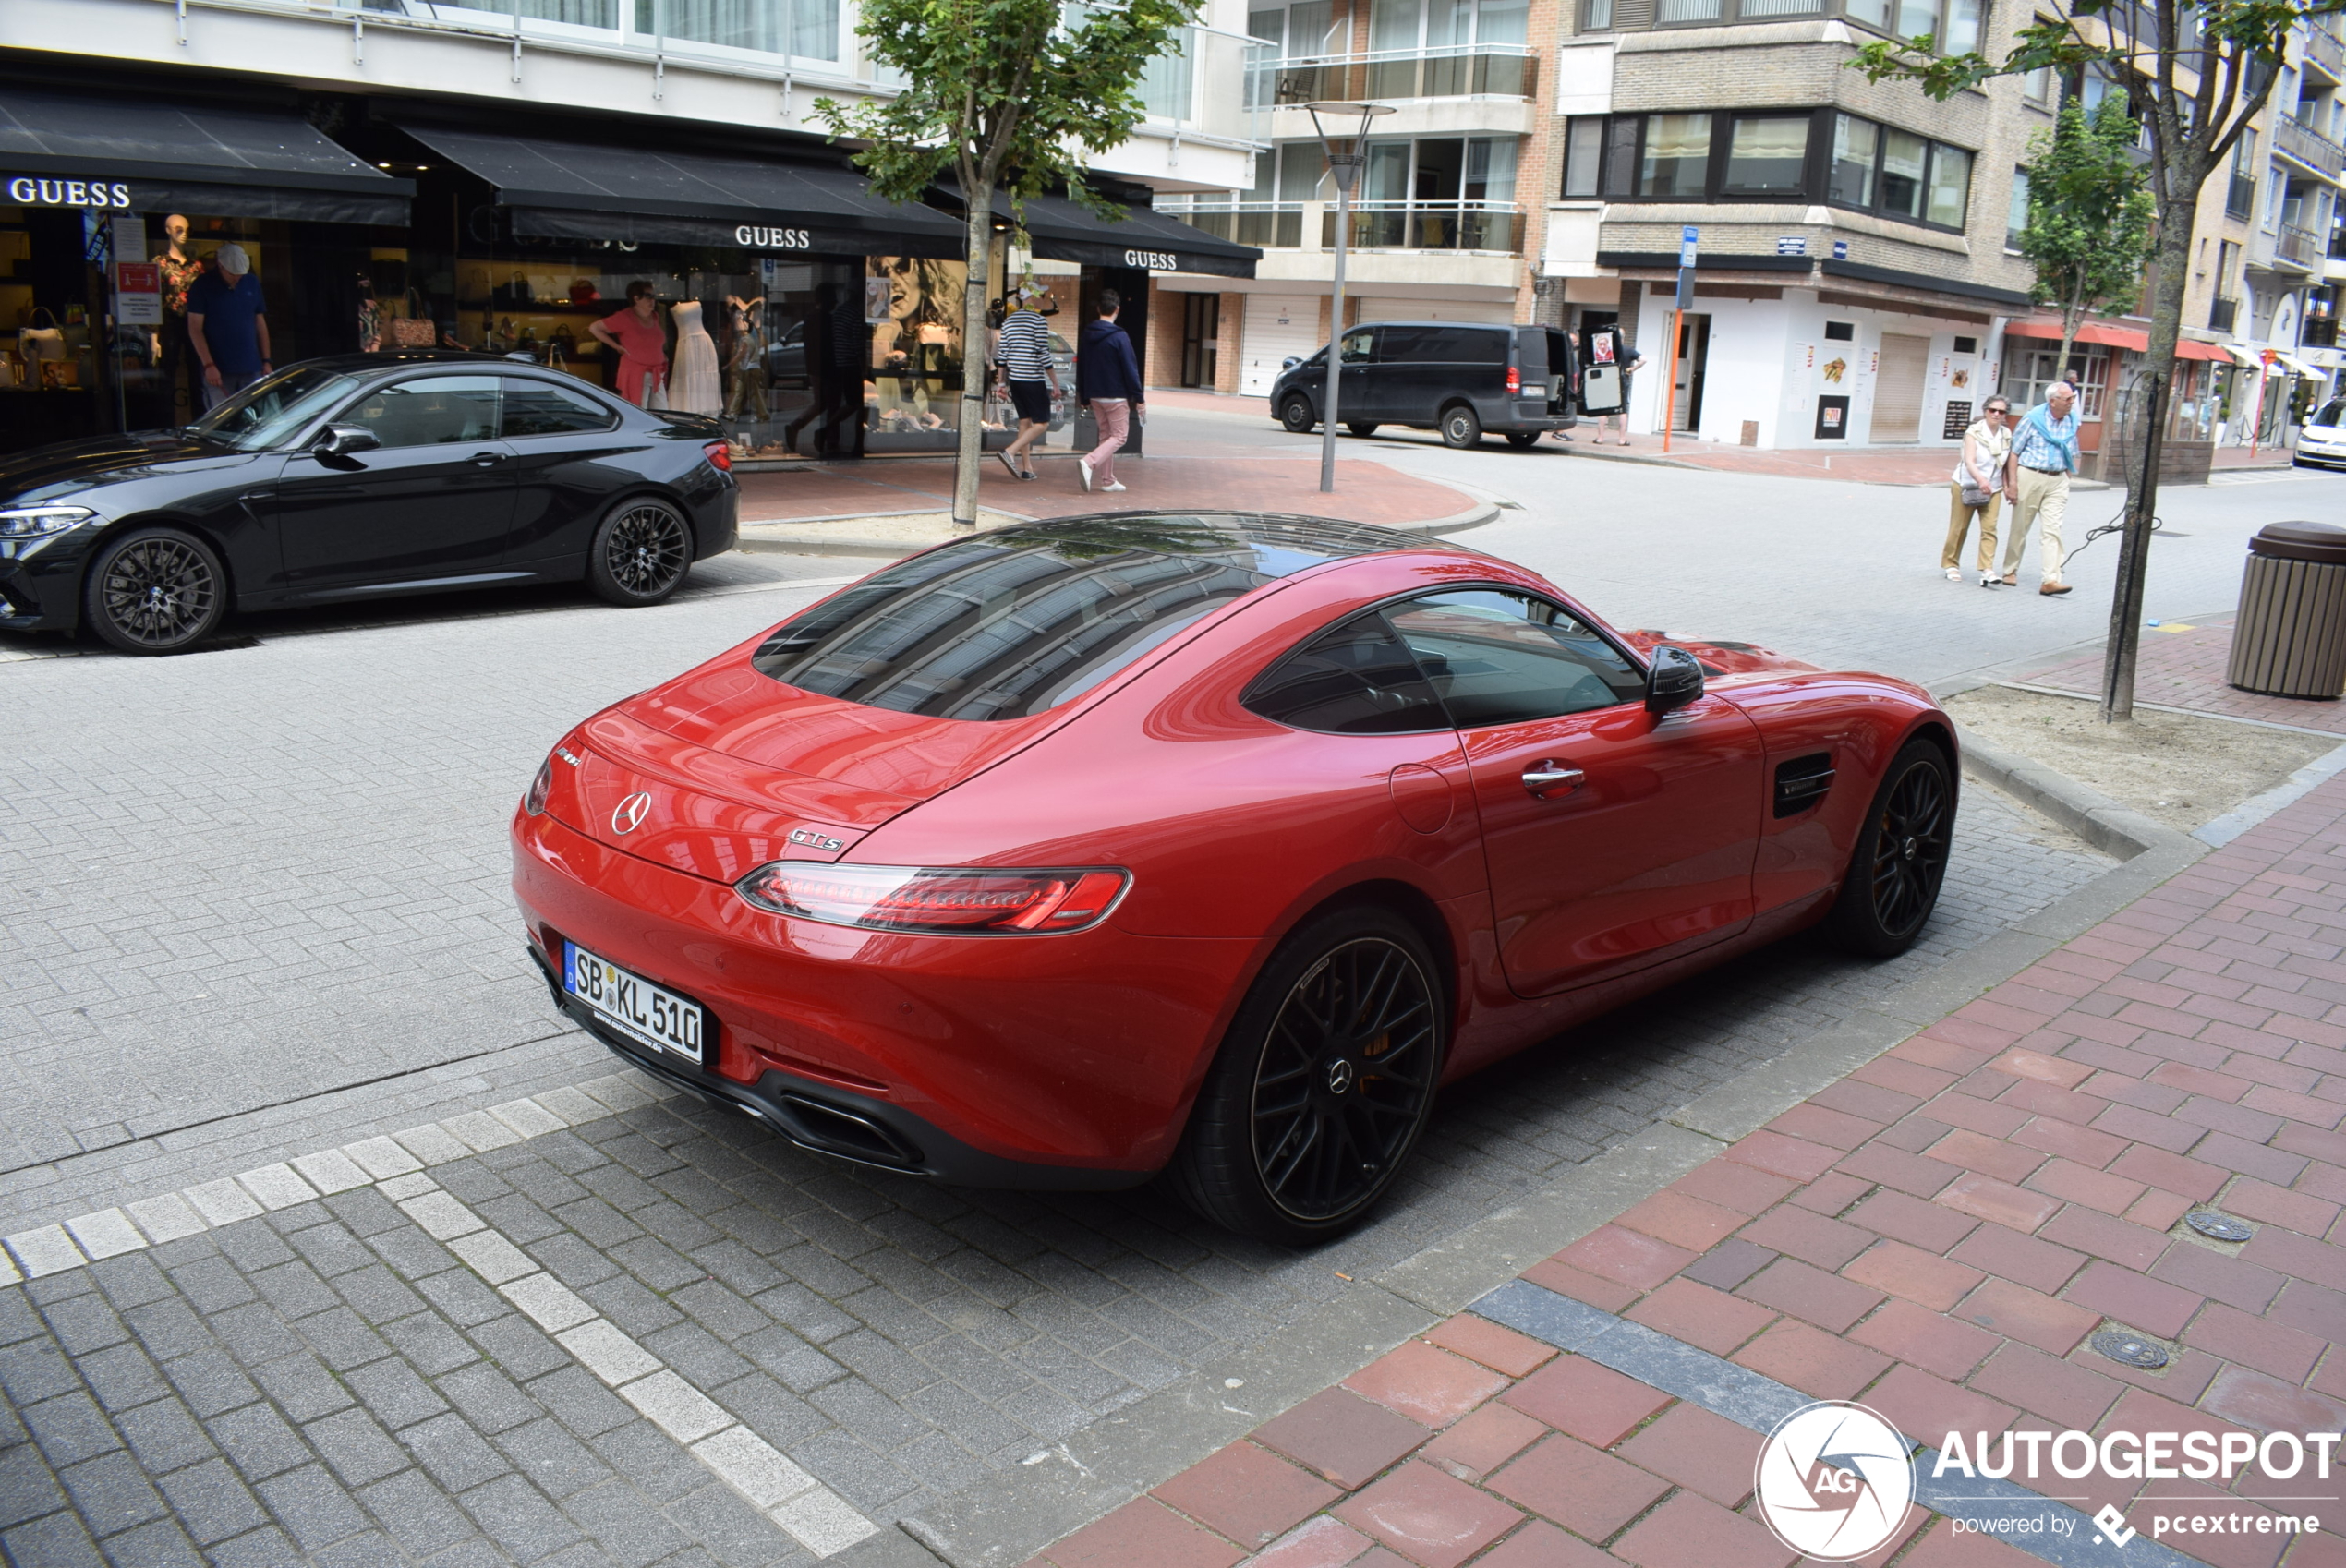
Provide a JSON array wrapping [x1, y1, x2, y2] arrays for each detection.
[[1513, 0, 1567, 323]]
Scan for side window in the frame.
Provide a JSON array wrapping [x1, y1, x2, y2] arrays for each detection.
[[1379, 326, 1438, 364], [1339, 327, 1377, 364], [1426, 327, 1506, 364], [502, 378, 618, 438], [337, 375, 502, 450], [1243, 610, 1451, 735], [1385, 589, 1644, 728]]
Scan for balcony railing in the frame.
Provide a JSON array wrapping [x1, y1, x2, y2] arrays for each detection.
[[2279, 223, 2325, 268], [1170, 201, 1307, 248], [2275, 114, 2346, 177], [2306, 317, 2340, 349], [1250, 44, 1537, 107], [1164, 197, 1523, 253], [2209, 296, 2240, 332], [2306, 21, 2345, 81]]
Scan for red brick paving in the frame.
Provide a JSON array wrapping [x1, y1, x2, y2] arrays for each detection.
[[1020, 772, 2346, 1568], [2017, 616, 2346, 734]]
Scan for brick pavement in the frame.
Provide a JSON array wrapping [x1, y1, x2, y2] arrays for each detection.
[[2019, 619, 2346, 737], [1024, 770, 2346, 1568]]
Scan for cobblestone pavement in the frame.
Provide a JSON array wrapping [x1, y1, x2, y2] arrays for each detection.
[[2, 509, 2122, 1566]]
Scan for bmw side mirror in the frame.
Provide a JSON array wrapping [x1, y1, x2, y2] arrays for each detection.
[[316, 424, 381, 458], [1646, 645, 1704, 718], [1282, 356, 1301, 371]]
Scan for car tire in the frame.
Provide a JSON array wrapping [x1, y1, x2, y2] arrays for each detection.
[[1346, 422, 1380, 438], [1504, 432, 1541, 449], [586, 497, 695, 607], [1168, 905, 1445, 1246], [1440, 404, 1483, 448], [1823, 737, 1955, 959], [1279, 395, 1317, 434], [82, 525, 228, 656]]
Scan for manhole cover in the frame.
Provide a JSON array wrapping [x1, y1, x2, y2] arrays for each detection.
[[2090, 1330, 2170, 1369], [2185, 1210, 2253, 1242]]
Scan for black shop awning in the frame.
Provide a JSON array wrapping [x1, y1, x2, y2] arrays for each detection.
[[0, 89, 411, 224], [992, 190, 1259, 279], [401, 125, 967, 259]]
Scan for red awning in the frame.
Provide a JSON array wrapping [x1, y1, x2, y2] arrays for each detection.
[[2002, 318, 2232, 361]]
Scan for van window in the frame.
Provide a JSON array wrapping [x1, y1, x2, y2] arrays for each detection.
[[1381, 326, 1505, 364]]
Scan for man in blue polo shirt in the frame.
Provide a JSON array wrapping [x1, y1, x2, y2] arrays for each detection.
[[186, 243, 272, 411], [2001, 380, 2080, 596]]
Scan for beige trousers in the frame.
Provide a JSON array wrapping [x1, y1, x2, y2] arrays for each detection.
[[2003, 466, 2070, 583], [1942, 484, 2001, 573]]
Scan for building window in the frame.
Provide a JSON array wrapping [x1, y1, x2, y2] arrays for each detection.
[[1830, 115, 1878, 206], [1943, 0, 1985, 51], [1826, 112, 1973, 231], [2005, 166, 2030, 252], [1656, 0, 1723, 20], [1824, 320, 1856, 340], [1723, 115, 1811, 194], [1927, 143, 1972, 226], [1844, 0, 1988, 54], [1639, 113, 1712, 196], [1582, 0, 1613, 29], [2228, 129, 2257, 221], [1563, 116, 1605, 197], [1880, 128, 1929, 219]]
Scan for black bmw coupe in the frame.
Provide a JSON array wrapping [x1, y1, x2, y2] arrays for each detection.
[[0, 351, 739, 655]]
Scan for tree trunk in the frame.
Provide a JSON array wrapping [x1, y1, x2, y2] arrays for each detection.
[[2098, 195, 2193, 723], [952, 175, 994, 529], [2056, 269, 2087, 379]]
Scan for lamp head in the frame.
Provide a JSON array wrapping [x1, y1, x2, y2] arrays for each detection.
[[1304, 100, 1395, 192]]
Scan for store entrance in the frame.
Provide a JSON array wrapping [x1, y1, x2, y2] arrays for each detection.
[[1668, 312, 1710, 433], [1179, 293, 1218, 387]]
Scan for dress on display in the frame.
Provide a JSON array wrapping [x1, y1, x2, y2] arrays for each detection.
[[670, 301, 723, 416]]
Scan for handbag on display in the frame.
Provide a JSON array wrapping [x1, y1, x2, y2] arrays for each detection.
[[569, 280, 599, 305], [18, 308, 66, 366], [491, 271, 534, 306], [384, 288, 436, 348]]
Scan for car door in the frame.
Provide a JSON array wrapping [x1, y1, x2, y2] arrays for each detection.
[[1368, 327, 1435, 425], [271, 374, 518, 597], [1385, 588, 1765, 998], [497, 375, 643, 571], [1324, 326, 1379, 424]]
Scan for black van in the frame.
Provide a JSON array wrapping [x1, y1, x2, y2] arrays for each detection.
[[1269, 321, 1578, 449]]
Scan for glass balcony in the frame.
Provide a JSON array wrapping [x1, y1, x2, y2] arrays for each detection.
[[1172, 203, 1309, 247], [1249, 43, 1537, 106], [1141, 27, 1276, 143], [1324, 200, 1521, 250], [2276, 114, 2345, 177], [2306, 20, 2345, 81], [2279, 222, 2324, 269]]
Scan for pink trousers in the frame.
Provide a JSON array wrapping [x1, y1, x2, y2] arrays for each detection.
[[1084, 398, 1131, 486]]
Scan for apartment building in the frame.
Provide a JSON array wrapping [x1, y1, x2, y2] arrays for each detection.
[[2234, 18, 2343, 440], [0, 0, 1264, 456], [1150, 0, 1560, 395]]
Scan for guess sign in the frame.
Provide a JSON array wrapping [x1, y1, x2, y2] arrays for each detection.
[[735, 224, 813, 249], [7, 175, 134, 210]]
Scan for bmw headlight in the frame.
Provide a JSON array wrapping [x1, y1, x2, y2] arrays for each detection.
[[0, 506, 96, 539]]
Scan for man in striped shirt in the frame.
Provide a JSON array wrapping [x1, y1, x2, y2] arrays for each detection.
[[992, 286, 1061, 480]]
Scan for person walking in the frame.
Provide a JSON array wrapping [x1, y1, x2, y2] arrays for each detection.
[[185, 243, 270, 411], [993, 284, 1061, 480], [1945, 395, 2014, 587], [2002, 380, 2081, 596], [1076, 289, 1144, 494]]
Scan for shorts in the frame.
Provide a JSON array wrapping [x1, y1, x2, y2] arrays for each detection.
[[1008, 379, 1052, 424]]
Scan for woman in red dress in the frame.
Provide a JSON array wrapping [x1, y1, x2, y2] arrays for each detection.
[[589, 281, 670, 405]]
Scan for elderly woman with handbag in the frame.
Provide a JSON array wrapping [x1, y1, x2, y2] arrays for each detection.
[[1944, 396, 2014, 588]]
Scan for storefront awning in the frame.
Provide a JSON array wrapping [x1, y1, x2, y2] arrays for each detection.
[[990, 190, 1260, 279], [2271, 351, 2325, 378], [0, 89, 411, 224], [2003, 318, 2232, 362], [399, 125, 967, 258]]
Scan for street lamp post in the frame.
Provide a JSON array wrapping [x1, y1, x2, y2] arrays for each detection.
[[1304, 100, 1393, 494]]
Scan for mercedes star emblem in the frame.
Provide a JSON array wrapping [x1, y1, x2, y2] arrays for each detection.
[[611, 792, 653, 835]]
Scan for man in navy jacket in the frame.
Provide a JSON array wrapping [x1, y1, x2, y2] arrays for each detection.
[[1075, 290, 1145, 493]]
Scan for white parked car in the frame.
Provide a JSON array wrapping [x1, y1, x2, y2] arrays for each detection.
[[2298, 396, 2346, 471]]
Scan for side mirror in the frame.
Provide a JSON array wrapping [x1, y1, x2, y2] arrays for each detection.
[[316, 424, 380, 458], [1646, 645, 1704, 718], [1281, 356, 1302, 371]]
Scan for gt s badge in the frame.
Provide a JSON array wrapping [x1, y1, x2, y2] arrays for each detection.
[[611, 792, 653, 835], [789, 827, 846, 852]]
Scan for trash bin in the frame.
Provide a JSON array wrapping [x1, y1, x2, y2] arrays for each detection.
[[2228, 521, 2346, 698]]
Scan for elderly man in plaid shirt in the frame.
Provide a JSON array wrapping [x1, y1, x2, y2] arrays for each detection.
[[2001, 380, 2081, 596]]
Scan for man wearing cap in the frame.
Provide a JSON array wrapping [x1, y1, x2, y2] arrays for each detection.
[[186, 243, 272, 410]]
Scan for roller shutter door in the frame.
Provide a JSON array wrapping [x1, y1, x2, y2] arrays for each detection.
[[1872, 332, 1930, 443], [1241, 295, 1322, 396]]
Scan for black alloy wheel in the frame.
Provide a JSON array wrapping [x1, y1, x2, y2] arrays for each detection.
[[83, 527, 227, 655], [586, 498, 693, 607], [1170, 906, 1445, 1245], [1279, 395, 1317, 434], [1825, 738, 1954, 958], [1441, 404, 1483, 448]]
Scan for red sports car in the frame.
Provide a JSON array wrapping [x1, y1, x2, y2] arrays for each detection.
[[512, 513, 1954, 1244]]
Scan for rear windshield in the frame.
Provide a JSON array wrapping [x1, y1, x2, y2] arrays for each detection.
[[751, 516, 1385, 721]]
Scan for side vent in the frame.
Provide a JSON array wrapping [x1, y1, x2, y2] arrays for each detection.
[[1773, 753, 1834, 819]]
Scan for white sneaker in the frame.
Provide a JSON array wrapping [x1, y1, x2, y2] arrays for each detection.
[[1100, 481, 1128, 492], [1944, 568, 1963, 580], [1076, 460, 1093, 493]]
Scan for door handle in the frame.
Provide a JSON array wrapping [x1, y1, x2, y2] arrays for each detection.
[[1522, 760, 1585, 798], [470, 452, 503, 468]]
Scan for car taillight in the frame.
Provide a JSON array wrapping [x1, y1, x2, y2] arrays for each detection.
[[1506, 366, 1520, 395], [524, 756, 553, 815], [704, 440, 732, 472], [736, 863, 1130, 935]]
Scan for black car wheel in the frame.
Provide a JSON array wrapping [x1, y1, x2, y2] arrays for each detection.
[[83, 526, 227, 655], [1440, 404, 1483, 448], [1504, 432, 1541, 450], [1169, 906, 1444, 1245], [586, 498, 694, 607], [1347, 422, 1380, 438], [1279, 395, 1317, 434], [1825, 738, 1954, 958]]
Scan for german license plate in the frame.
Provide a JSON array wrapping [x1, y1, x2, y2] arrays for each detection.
[[562, 941, 704, 1065]]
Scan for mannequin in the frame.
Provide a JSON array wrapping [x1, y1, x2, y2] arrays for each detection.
[[670, 298, 723, 415], [151, 215, 204, 422]]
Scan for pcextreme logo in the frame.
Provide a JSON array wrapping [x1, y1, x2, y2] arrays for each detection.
[[1753, 1402, 1917, 1561]]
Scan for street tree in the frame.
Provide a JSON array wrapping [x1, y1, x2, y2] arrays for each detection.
[[817, 0, 1201, 529], [2018, 97, 2158, 374], [1853, 0, 2341, 721]]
